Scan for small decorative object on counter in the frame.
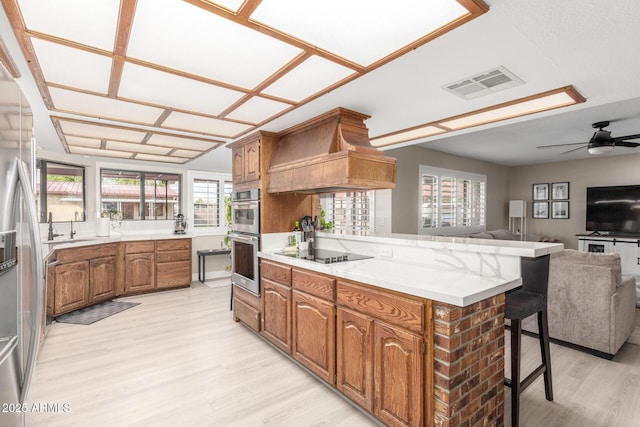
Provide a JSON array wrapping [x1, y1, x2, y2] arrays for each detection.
[[109, 210, 122, 230], [174, 213, 187, 234]]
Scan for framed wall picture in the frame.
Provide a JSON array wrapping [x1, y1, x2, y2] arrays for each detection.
[[533, 201, 549, 219], [552, 201, 570, 219], [532, 183, 549, 201], [552, 182, 570, 200]]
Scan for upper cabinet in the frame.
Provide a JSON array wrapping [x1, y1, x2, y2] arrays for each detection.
[[229, 134, 262, 190]]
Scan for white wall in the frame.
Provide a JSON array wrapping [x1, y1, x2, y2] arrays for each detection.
[[507, 153, 640, 249]]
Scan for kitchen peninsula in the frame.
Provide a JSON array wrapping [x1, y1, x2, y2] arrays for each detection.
[[234, 233, 563, 427]]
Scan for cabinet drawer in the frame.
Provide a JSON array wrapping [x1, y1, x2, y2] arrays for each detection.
[[125, 241, 155, 254], [292, 268, 335, 301], [234, 284, 260, 309], [156, 261, 191, 288], [56, 243, 117, 263], [157, 239, 191, 251], [156, 250, 191, 263], [261, 260, 291, 285], [234, 298, 261, 332], [337, 281, 424, 333]]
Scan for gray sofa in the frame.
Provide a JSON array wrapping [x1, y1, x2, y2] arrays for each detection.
[[457, 229, 520, 240], [522, 249, 637, 358]]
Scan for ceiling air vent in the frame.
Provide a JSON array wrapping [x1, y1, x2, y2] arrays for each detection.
[[443, 66, 524, 100]]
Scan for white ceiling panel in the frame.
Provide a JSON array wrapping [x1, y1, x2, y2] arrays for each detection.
[[161, 111, 251, 137], [252, 0, 467, 66], [31, 39, 112, 93], [106, 140, 172, 155], [118, 63, 245, 116], [49, 87, 165, 124], [18, 0, 119, 51], [135, 153, 188, 164], [225, 96, 292, 124], [127, 0, 303, 89], [64, 135, 102, 148], [68, 145, 133, 158], [57, 120, 147, 143], [262, 56, 354, 102], [146, 134, 220, 151], [171, 149, 201, 158]]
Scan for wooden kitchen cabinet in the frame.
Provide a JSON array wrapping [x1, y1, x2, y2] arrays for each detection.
[[233, 284, 261, 332], [89, 256, 116, 303], [54, 260, 90, 315], [122, 240, 156, 296], [291, 268, 336, 384], [156, 239, 192, 289], [48, 243, 118, 316], [261, 260, 292, 353], [230, 137, 260, 189]]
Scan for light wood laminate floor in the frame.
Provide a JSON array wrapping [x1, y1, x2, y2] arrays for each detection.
[[31, 283, 640, 426]]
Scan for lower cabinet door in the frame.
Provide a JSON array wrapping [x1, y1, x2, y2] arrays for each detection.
[[54, 260, 90, 315], [261, 278, 291, 354], [292, 290, 335, 384], [89, 256, 116, 303], [124, 253, 155, 294], [336, 307, 374, 411], [373, 322, 423, 427]]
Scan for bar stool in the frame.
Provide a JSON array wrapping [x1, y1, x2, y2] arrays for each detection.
[[504, 255, 553, 427]]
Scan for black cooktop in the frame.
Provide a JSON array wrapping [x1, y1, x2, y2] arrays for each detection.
[[277, 249, 372, 264]]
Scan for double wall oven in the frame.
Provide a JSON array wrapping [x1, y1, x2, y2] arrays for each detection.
[[230, 189, 260, 295]]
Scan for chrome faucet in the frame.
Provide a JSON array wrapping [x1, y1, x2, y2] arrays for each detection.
[[69, 220, 76, 239], [47, 212, 63, 241]]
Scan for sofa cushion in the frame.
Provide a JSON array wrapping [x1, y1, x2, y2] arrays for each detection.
[[553, 249, 622, 284], [468, 231, 494, 239], [487, 229, 519, 240]]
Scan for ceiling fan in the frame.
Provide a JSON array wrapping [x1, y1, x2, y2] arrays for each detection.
[[537, 121, 640, 155]]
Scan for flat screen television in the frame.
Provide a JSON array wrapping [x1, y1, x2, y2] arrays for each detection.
[[586, 185, 640, 234]]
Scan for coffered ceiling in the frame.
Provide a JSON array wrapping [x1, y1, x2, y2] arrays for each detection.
[[2, 0, 640, 169]]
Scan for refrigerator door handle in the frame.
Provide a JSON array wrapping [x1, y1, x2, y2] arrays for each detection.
[[16, 159, 44, 403]]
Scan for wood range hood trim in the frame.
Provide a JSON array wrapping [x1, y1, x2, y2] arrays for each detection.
[[266, 107, 397, 194]]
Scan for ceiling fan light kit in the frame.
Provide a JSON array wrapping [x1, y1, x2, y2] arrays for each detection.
[[587, 144, 615, 155]]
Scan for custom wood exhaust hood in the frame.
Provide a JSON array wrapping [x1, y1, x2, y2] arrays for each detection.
[[267, 108, 397, 194]]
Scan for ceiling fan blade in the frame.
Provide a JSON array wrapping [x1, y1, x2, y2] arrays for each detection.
[[613, 133, 640, 142], [615, 141, 640, 148], [561, 145, 587, 154], [536, 142, 587, 150]]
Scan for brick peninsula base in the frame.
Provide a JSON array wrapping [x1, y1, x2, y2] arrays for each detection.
[[432, 294, 506, 426]]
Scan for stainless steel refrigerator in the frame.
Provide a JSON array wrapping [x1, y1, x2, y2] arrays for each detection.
[[0, 62, 44, 426]]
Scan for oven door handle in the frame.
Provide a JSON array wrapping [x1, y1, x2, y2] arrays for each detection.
[[230, 233, 259, 244], [232, 201, 258, 209]]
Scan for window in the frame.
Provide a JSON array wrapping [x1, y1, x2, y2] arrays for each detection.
[[100, 169, 181, 220], [35, 160, 86, 223], [419, 165, 486, 234], [193, 179, 232, 228], [320, 191, 373, 236]]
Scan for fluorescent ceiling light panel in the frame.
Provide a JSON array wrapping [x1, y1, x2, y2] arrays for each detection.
[[18, 0, 119, 51], [135, 153, 187, 164], [225, 96, 291, 124], [440, 92, 578, 130], [118, 63, 245, 116], [371, 125, 446, 147], [58, 120, 147, 143], [251, 0, 468, 66], [146, 134, 219, 151], [67, 146, 133, 159], [128, 0, 302, 89], [262, 56, 354, 102], [65, 135, 102, 148], [31, 39, 112, 93], [161, 111, 251, 138], [49, 87, 165, 125], [106, 141, 172, 156], [171, 149, 201, 158]]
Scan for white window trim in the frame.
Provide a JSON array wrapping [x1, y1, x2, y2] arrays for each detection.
[[418, 165, 486, 236], [186, 170, 232, 236]]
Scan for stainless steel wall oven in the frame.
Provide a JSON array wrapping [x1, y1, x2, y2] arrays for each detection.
[[230, 189, 260, 295]]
